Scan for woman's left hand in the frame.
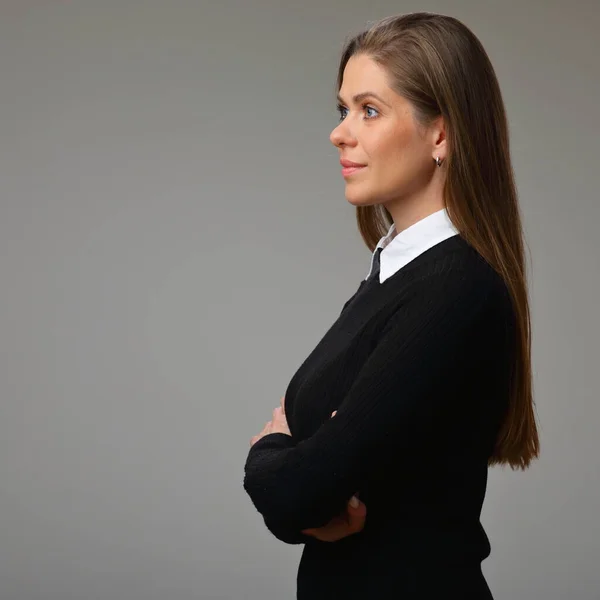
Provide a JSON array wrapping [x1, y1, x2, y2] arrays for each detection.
[[250, 396, 291, 446]]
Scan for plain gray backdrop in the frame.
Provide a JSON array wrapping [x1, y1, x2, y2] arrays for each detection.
[[0, 1, 598, 599]]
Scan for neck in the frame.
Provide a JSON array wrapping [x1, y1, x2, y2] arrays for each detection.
[[383, 175, 446, 234]]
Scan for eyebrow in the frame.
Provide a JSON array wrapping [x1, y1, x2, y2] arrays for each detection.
[[336, 91, 390, 108]]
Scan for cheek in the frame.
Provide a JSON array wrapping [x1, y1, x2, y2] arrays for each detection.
[[370, 125, 413, 166], [368, 133, 425, 196]]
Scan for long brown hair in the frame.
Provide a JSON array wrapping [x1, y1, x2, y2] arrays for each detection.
[[335, 12, 539, 470]]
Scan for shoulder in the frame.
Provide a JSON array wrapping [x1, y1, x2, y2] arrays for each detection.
[[413, 237, 501, 289], [399, 238, 511, 321]]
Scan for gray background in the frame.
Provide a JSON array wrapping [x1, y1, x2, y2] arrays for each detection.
[[0, 1, 598, 599]]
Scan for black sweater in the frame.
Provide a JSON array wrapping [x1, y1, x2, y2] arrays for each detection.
[[243, 235, 516, 599]]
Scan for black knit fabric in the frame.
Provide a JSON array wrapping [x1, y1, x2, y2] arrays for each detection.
[[243, 234, 516, 599]]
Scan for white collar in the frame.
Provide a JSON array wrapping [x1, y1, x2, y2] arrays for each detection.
[[365, 208, 459, 283]]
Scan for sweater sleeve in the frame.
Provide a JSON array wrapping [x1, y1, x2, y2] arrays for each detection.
[[243, 270, 500, 533]]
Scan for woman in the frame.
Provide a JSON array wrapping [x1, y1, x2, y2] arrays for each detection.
[[243, 12, 539, 599]]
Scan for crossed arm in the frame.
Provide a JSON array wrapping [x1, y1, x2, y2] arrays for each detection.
[[243, 271, 499, 542]]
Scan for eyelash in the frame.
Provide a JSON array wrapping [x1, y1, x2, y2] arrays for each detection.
[[336, 103, 379, 122]]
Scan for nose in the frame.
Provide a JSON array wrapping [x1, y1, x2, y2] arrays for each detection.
[[329, 122, 356, 149]]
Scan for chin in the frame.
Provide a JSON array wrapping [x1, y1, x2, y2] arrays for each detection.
[[344, 188, 378, 207]]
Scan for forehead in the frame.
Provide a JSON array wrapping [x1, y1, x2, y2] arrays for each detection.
[[337, 55, 409, 112], [339, 55, 390, 96]]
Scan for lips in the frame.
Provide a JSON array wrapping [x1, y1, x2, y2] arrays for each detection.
[[340, 159, 367, 168]]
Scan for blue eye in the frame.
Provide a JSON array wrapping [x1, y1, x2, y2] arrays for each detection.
[[336, 103, 379, 122]]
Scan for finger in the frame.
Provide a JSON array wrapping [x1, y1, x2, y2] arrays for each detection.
[[347, 512, 366, 533], [272, 409, 285, 426], [348, 493, 365, 508], [302, 516, 347, 542], [346, 497, 367, 532]]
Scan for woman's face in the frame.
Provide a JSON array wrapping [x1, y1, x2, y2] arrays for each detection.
[[330, 54, 441, 209]]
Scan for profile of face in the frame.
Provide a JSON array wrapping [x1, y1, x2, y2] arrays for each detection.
[[330, 54, 445, 209]]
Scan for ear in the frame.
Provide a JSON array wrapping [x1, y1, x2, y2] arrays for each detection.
[[431, 115, 447, 162]]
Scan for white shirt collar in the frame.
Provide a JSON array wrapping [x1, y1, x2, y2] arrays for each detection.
[[365, 208, 459, 283]]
